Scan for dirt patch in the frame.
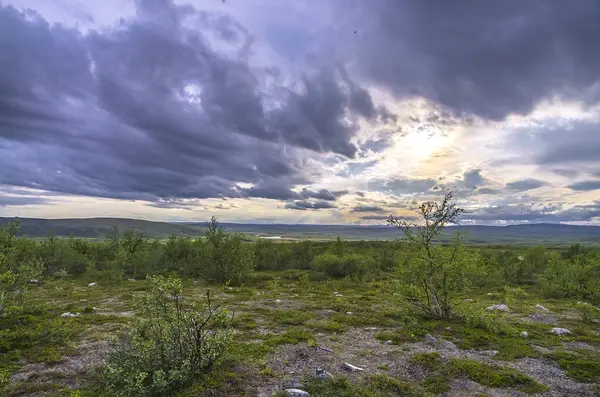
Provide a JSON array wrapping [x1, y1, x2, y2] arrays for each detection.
[[10, 340, 108, 392]]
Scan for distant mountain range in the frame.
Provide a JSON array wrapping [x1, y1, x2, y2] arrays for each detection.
[[1, 217, 600, 246]]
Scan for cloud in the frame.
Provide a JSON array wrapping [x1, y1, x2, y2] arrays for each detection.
[[567, 180, 600, 191], [0, 2, 383, 205], [359, 215, 390, 221], [341, 0, 600, 120], [505, 179, 547, 192], [284, 200, 337, 210], [301, 188, 348, 201], [0, 196, 51, 207], [351, 205, 385, 213], [463, 201, 600, 223], [367, 177, 437, 195]]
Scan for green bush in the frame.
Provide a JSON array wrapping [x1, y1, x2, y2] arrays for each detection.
[[389, 192, 480, 318], [103, 275, 233, 397], [313, 252, 375, 279], [203, 217, 254, 285]]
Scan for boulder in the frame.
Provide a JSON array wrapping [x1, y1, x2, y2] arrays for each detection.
[[550, 327, 571, 336], [285, 389, 309, 397], [315, 368, 331, 380], [520, 331, 529, 338], [87, 282, 97, 287], [535, 304, 550, 311], [486, 303, 510, 312], [424, 334, 438, 344], [342, 362, 364, 372]]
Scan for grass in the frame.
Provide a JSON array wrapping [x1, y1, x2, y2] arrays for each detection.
[[448, 359, 550, 394], [546, 351, 600, 383], [2, 273, 599, 396]]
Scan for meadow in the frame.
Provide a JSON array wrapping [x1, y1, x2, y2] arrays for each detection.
[[1, 195, 599, 396]]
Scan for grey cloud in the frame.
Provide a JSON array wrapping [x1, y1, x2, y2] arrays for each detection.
[[367, 177, 437, 195], [533, 122, 600, 165], [462, 169, 483, 190], [0, 196, 51, 207], [359, 215, 389, 221], [506, 179, 547, 192], [552, 169, 580, 178], [342, 0, 600, 120], [351, 205, 385, 213], [476, 187, 502, 195], [301, 188, 348, 201], [464, 201, 600, 223], [0, 2, 381, 205], [567, 180, 600, 191], [284, 200, 337, 210]]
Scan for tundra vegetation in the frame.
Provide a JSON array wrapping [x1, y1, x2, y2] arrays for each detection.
[[1, 195, 599, 396]]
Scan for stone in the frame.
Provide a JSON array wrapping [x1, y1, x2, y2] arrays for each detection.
[[87, 282, 97, 287], [127, 278, 136, 282], [535, 304, 549, 311], [550, 327, 571, 335], [520, 331, 529, 338], [27, 279, 40, 284], [481, 350, 499, 356], [342, 362, 364, 372], [285, 389, 309, 397], [60, 312, 80, 317], [315, 368, 331, 380], [384, 340, 393, 345], [424, 334, 437, 344], [275, 299, 282, 304], [345, 311, 353, 315], [486, 303, 510, 312], [283, 380, 305, 389]]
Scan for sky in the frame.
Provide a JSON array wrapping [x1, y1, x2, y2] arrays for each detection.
[[1, 0, 600, 225]]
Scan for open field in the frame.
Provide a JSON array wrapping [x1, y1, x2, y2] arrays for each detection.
[[2, 273, 599, 397], [1, 209, 600, 396]]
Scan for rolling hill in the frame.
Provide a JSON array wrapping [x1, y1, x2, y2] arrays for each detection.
[[1, 217, 600, 245]]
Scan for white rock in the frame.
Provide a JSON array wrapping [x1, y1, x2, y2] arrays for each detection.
[[520, 331, 529, 338], [550, 327, 571, 335], [87, 282, 97, 287], [464, 299, 474, 303], [60, 312, 80, 317], [285, 389, 309, 397], [345, 311, 353, 315], [424, 333, 437, 344], [128, 278, 136, 282], [315, 368, 331, 380], [275, 299, 282, 303], [535, 304, 549, 311], [27, 279, 40, 284], [384, 340, 393, 345], [342, 362, 364, 372], [486, 303, 510, 312]]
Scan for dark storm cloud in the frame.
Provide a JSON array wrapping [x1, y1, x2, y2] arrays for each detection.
[[0, 196, 51, 207], [463, 201, 600, 223], [506, 179, 547, 192], [351, 205, 385, 213], [567, 180, 600, 192], [344, 0, 600, 120], [284, 200, 337, 210], [0, 1, 379, 204]]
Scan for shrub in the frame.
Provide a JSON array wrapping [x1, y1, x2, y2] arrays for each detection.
[[103, 275, 233, 397], [574, 302, 599, 323], [202, 217, 254, 286], [388, 192, 478, 318], [313, 253, 375, 279]]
